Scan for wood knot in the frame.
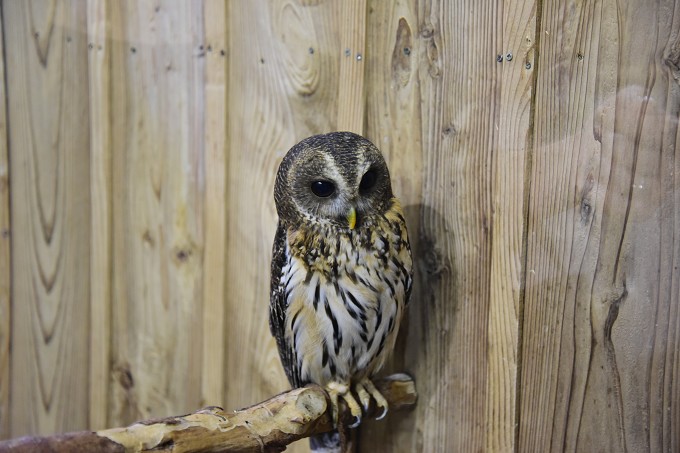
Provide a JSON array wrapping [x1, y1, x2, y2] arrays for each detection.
[[580, 198, 592, 224], [419, 21, 441, 78], [419, 237, 448, 279], [442, 123, 457, 137], [425, 37, 440, 78], [579, 172, 595, 225], [172, 242, 197, 265], [391, 18, 413, 88], [115, 364, 135, 390], [420, 23, 435, 39], [663, 36, 680, 83], [171, 238, 197, 266], [142, 230, 155, 247]]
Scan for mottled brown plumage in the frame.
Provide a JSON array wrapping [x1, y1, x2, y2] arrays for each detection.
[[269, 132, 413, 450]]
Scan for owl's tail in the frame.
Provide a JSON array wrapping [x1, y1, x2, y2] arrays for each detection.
[[309, 430, 341, 452]]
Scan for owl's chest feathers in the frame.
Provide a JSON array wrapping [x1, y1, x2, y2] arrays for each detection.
[[286, 207, 409, 279], [281, 206, 412, 385], [291, 231, 372, 283]]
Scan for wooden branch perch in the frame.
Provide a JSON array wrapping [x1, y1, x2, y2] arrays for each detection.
[[0, 374, 416, 453]]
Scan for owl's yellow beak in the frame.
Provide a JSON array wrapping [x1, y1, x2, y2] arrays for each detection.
[[347, 207, 357, 230]]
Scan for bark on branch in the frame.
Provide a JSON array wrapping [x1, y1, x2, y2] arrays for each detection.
[[0, 374, 416, 452]]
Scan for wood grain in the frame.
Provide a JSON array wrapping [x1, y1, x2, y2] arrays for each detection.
[[200, 0, 228, 410], [4, 0, 91, 436], [224, 2, 378, 451], [335, 0, 366, 134], [225, 3, 333, 452], [2, 2, 679, 452], [87, 0, 112, 431], [107, 0, 206, 427], [224, 1, 305, 425], [360, 1, 535, 451], [359, 2, 423, 451], [411, 4, 494, 448], [519, 0, 680, 451], [0, 7, 9, 441], [487, 2, 536, 451]]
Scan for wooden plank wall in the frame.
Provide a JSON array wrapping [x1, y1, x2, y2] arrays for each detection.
[[0, 1, 678, 453], [4, 0, 91, 436], [0, 4, 9, 439], [519, 1, 680, 451]]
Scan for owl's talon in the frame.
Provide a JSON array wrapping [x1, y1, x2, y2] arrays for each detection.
[[375, 405, 388, 420], [349, 415, 361, 429], [359, 378, 389, 421], [326, 382, 363, 428]]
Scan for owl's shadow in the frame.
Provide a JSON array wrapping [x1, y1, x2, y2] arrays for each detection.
[[359, 203, 456, 446], [384, 202, 458, 384]]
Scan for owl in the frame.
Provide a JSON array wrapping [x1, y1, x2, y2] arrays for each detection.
[[269, 131, 413, 449]]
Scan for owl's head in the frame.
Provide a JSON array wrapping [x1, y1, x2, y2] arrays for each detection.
[[274, 132, 394, 230]]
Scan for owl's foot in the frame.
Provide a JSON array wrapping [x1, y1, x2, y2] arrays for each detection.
[[326, 381, 363, 429], [355, 377, 389, 420]]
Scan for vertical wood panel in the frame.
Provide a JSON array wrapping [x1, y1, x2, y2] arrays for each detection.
[[224, 2, 371, 451], [335, 0, 366, 133], [502, 0, 540, 447], [487, 2, 536, 451], [5, 0, 91, 436], [364, 0, 423, 211], [360, 2, 424, 450], [107, 1, 206, 426], [361, 1, 536, 451], [519, 0, 680, 451], [87, 0, 112, 430], [200, 0, 228, 409], [224, 1, 316, 421], [0, 5, 10, 440], [412, 2, 497, 446], [414, 3, 485, 448]]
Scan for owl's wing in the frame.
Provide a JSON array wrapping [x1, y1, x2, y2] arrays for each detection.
[[269, 222, 302, 388]]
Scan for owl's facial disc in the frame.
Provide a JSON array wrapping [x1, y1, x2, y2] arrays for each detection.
[[295, 159, 389, 230], [275, 132, 394, 230]]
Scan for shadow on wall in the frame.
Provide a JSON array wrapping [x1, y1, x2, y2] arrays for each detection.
[[361, 202, 457, 450]]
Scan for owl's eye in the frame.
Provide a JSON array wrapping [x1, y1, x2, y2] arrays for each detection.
[[310, 180, 335, 197], [359, 169, 378, 193]]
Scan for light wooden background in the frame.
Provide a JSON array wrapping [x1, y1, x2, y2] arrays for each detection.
[[0, 1, 678, 452]]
